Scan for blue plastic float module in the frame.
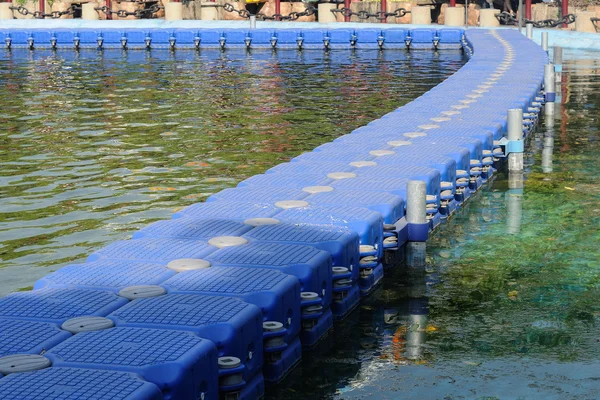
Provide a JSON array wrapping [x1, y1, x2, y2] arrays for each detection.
[[45, 327, 219, 400], [0, 28, 464, 50], [0, 28, 550, 400], [0, 367, 164, 400], [108, 294, 264, 389]]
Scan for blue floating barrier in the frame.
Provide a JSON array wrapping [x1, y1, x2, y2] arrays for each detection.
[[87, 238, 216, 264], [0, 367, 163, 399], [108, 294, 264, 396], [382, 29, 406, 49], [53, 29, 76, 48], [133, 218, 252, 241], [172, 201, 281, 220], [223, 29, 248, 48], [101, 30, 123, 48], [355, 29, 381, 49], [78, 30, 99, 48], [301, 29, 325, 49], [237, 173, 332, 189], [206, 187, 308, 203], [241, 223, 361, 318], [149, 30, 173, 47], [249, 30, 274, 48], [174, 29, 198, 48], [162, 266, 302, 383], [199, 30, 222, 48], [204, 242, 333, 347], [46, 327, 219, 400], [8, 31, 29, 47], [0, 319, 72, 357], [306, 189, 405, 225], [31, 30, 52, 48], [33, 260, 176, 292], [274, 29, 300, 48], [328, 29, 353, 49], [0, 288, 128, 324], [124, 30, 146, 49]]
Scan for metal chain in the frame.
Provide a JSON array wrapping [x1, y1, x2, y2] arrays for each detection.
[[9, 4, 80, 19], [221, 2, 316, 21], [496, 11, 576, 28], [330, 6, 410, 21], [95, 4, 163, 18]]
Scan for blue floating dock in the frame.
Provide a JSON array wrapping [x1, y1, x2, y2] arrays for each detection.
[[0, 23, 549, 400]]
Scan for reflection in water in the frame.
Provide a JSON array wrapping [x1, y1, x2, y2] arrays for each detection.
[[268, 48, 600, 399], [0, 49, 465, 294]]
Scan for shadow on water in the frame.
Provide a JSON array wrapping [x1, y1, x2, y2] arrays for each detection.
[[267, 48, 600, 399], [0, 48, 464, 294]]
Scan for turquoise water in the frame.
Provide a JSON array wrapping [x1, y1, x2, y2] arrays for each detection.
[[267, 49, 600, 399], [0, 49, 464, 295]]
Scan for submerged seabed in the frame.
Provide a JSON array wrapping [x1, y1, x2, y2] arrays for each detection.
[[267, 48, 600, 400]]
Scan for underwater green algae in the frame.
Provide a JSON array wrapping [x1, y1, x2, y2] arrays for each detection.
[[265, 49, 600, 400]]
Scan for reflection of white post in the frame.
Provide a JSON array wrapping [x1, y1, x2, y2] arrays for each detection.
[[553, 46, 563, 83], [507, 108, 524, 172], [406, 242, 426, 269], [506, 172, 524, 234], [542, 132, 554, 173], [406, 312, 427, 360]]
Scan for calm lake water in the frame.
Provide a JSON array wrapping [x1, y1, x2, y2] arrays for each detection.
[[266, 49, 600, 399], [0, 49, 464, 294]]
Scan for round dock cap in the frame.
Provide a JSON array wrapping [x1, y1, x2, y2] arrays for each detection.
[[300, 292, 319, 301], [119, 285, 166, 300], [387, 140, 412, 147], [218, 356, 242, 369], [0, 354, 51, 375], [62, 316, 114, 334], [441, 110, 460, 116], [451, 104, 469, 110], [244, 218, 280, 226], [417, 124, 440, 130], [167, 258, 211, 272], [332, 266, 349, 275], [403, 132, 427, 138], [350, 161, 377, 168], [208, 236, 248, 249], [327, 172, 356, 180], [263, 321, 285, 332], [369, 150, 395, 157], [275, 200, 309, 209], [302, 186, 334, 194], [430, 117, 451, 122]]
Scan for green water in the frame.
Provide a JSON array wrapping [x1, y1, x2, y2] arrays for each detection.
[[267, 49, 600, 399], [0, 49, 464, 295]]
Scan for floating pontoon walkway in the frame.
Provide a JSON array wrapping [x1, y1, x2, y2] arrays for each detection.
[[0, 27, 548, 400]]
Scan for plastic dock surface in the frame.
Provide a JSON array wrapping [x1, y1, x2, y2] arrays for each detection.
[[0, 26, 548, 400]]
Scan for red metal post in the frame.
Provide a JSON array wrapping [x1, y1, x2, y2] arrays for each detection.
[[344, 0, 350, 22], [449, 0, 456, 7], [104, 0, 112, 19], [561, 0, 568, 27], [525, 0, 532, 20], [39, 0, 45, 17], [275, 0, 280, 21], [381, 0, 387, 23]]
